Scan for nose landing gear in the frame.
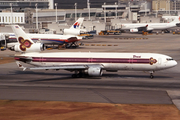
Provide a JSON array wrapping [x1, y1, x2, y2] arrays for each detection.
[[149, 71, 154, 79]]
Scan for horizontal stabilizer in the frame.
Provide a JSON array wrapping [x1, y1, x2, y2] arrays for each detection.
[[15, 63, 104, 71], [16, 61, 27, 71]]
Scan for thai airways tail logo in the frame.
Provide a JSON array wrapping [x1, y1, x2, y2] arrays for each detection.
[[73, 22, 80, 28], [18, 37, 33, 51]]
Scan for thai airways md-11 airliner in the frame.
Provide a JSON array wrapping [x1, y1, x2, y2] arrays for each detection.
[[12, 25, 177, 79]]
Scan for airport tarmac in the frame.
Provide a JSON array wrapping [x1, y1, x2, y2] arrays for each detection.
[[0, 33, 180, 109]]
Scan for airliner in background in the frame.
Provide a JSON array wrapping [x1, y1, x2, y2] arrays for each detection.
[[121, 16, 180, 33], [12, 25, 177, 79], [4, 18, 85, 50], [162, 15, 180, 22]]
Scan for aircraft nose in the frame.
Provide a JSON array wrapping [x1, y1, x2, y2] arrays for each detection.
[[173, 60, 178, 66], [169, 60, 177, 68]]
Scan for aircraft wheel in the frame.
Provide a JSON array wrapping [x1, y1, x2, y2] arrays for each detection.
[[71, 73, 83, 78], [78, 72, 85, 77], [72, 74, 77, 78], [66, 43, 71, 48], [150, 73, 154, 79]]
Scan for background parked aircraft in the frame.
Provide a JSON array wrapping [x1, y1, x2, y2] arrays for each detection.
[[121, 16, 180, 33], [1, 18, 85, 50]]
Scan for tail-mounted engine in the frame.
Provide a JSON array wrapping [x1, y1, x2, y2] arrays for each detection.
[[63, 29, 81, 35], [13, 43, 45, 52]]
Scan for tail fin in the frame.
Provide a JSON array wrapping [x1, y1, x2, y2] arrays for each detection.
[[70, 18, 84, 29], [170, 16, 180, 23], [11, 25, 34, 44], [11, 25, 44, 52]]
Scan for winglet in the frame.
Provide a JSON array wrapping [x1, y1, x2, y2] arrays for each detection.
[[16, 61, 27, 71]]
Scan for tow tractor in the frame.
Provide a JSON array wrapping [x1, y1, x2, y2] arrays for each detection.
[[99, 29, 121, 35]]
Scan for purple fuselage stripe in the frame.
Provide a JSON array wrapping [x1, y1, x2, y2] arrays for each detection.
[[32, 57, 150, 64]]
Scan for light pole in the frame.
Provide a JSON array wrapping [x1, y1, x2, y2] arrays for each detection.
[[74, 3, 77, 21], [104, 2, 106, 23], [55, 3, 58, 23], [145, 1, 147, 16], [115, 2, 117, 18], [128, 2, 131, 21], [156, 1, 158, 18], [169, 0, 170, 15], [166, 1, 168, 14], [88, 2, 90, 20], [175, 0, 176, 14], [35, 3, 38, 30], [10, 3, 13, 24], [87, 0, 89, 8]]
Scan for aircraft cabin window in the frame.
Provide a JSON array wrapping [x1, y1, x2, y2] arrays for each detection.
[[166, 58, 174, 61]]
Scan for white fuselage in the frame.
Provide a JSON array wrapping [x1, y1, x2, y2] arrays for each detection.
[[15, 52, 177, 71], [8, 33, 82, 44], [162, 16, 179, 22], [121, 22, 177, 30]]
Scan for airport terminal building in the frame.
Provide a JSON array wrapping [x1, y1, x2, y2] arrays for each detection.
[[0, 12, 25, 24], [0, 0, 174, 34], [0, 0, 152, 25], [0, 0, 52, 11]]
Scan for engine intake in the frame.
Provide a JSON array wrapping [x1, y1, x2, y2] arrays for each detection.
[[130, 29, 138, 33], [86, 67, 103, 76]]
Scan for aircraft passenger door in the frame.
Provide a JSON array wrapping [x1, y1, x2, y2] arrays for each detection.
[[158, 58, 161, 65], [88, 58, 92, 63], [129, 58, 133, 70], [40, 56, 45, 66], [129, 58, 133, 64]]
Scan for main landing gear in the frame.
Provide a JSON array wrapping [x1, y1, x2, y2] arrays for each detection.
[[58, 42, 81, 49], [161, 29, 170, 33], [66, 42, 80, 48], [149, 71, 154, 79], [71, 70, 87, 78]]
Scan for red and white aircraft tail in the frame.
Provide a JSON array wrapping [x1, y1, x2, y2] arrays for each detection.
[[63, 18, 86, 35], [170, 16, 180, 23], [70, 18, 84, 29]]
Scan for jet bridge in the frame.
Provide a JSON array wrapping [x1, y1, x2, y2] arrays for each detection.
[[0, 33, 5, 47], [0, 33, 9, 50]]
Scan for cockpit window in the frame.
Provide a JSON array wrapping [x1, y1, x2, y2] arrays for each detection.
[[166, 58, 174, 61]]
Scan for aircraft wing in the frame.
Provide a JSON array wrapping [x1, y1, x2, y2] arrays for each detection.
[[136, 25, 148, 31], [176, 23, 180, 27], [16, 61, 104, 71], [66, 37, 80, 42]]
